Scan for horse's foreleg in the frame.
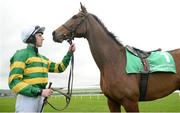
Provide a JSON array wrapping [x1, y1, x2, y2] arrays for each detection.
[[122, 98, 139, 112], [107, 97, 121, 112]]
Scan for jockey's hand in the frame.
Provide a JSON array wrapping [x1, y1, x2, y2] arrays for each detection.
[[41, 88, 53, 97], [69, 43, 76, 53]]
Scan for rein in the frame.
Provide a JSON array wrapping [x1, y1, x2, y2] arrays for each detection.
[[44, 40, 74, 111], [44, 12, 86, 112]]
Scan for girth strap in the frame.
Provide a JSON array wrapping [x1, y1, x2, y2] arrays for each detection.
[[136, 49, 149, 101], [139, 72, 149, 101]]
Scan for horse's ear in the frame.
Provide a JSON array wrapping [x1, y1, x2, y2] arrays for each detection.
[[80, 2, 87, 13]]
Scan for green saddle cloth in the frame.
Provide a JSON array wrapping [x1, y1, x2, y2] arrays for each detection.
[[126, 49, 176, 74]]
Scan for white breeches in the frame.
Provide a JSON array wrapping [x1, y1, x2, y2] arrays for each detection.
[[16, 94, 44, 113]]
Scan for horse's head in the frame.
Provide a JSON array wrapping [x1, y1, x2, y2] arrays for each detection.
[[52, 3, 88, 43]]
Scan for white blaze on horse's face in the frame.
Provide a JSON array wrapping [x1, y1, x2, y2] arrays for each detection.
[[52, 12, 87, 43]]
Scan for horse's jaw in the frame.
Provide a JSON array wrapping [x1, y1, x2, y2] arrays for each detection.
[[54, 38, 64, 43], [53, 35, 65, 43]]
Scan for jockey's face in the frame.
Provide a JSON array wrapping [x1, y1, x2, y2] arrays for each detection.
[[35, 33, 44, 47]]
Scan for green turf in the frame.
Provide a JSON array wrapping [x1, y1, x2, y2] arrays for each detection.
[[0, 93, 179, 112]]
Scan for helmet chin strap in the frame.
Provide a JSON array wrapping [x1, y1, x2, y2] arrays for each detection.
[[31, 36, 38, 55], [33, 37, 37, 47]]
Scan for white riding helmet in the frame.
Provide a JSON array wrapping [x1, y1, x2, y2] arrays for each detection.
[[21, 25, 45, 43]]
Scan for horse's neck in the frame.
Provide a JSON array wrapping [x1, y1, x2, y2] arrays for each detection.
[[86, 16, 123, 70]]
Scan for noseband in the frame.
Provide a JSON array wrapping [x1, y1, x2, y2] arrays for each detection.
[[62, 13, 87, 43]]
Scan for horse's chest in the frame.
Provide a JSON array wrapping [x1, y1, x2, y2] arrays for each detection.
[[100, 75, 110, 95], [100, 74, 124, 97]]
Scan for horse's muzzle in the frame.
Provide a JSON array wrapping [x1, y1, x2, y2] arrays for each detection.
[[52, 31, 64, 43]]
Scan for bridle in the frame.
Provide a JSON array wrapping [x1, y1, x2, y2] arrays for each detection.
[[62, 13, 88, 43]]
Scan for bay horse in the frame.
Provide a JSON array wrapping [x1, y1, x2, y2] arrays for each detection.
[[52, 4, 180, 112]]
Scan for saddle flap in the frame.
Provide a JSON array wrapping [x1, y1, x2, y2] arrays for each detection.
[[125, 48, 176, 74]]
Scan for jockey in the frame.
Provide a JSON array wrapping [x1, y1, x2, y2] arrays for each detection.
[[8, 25, 75, 112]]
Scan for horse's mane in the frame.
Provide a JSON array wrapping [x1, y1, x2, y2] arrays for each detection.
[[91, 14, 123, 46]]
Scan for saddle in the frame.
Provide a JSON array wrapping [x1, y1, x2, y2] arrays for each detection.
[[126, 45, 161, 101], [126, 45, 161, 59]]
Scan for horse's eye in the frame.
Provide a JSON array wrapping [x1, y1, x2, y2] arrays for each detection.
[[72, 15, 78, 19]]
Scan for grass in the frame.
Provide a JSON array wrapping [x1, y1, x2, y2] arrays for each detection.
[[0, 93, 179, 112]]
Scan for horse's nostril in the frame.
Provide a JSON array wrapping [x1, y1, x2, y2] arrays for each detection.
[[52, 31, 55, 36]]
